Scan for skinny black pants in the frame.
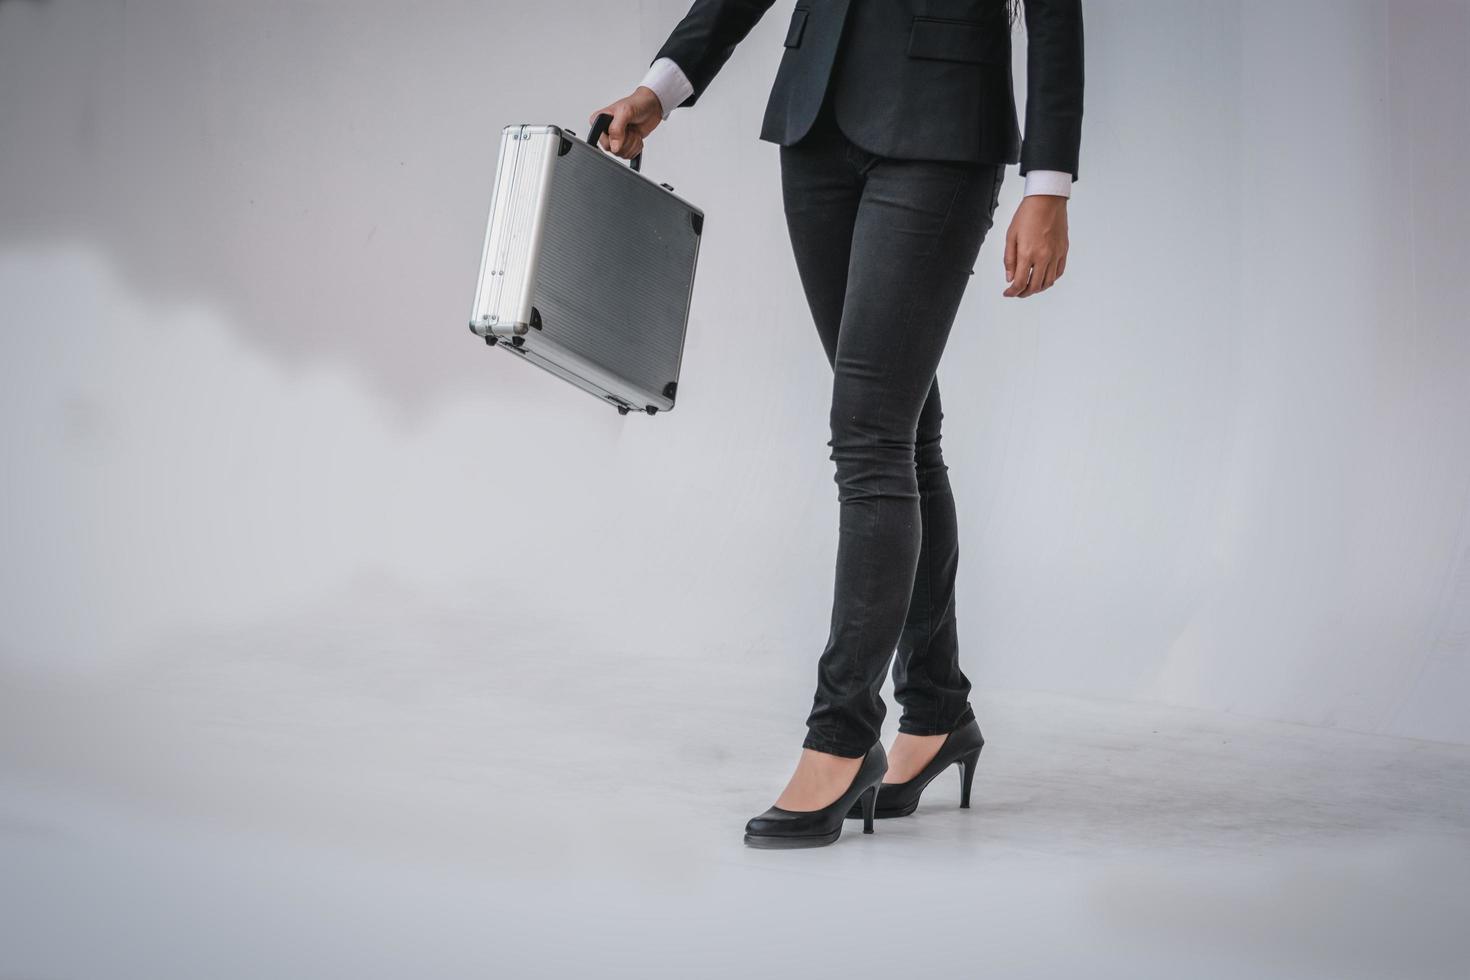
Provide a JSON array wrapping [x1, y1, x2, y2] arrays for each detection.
[[782, 94, 1005, 758]]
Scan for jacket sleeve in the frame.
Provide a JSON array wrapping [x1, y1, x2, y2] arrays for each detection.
[[1019, 0, 1085, 180], [652, 0, 779, 110]]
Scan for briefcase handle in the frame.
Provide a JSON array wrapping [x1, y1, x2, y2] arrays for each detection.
[[587, 113, 644, 173]]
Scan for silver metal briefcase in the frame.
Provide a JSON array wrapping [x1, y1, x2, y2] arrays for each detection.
[[469, 115, 703, 415]]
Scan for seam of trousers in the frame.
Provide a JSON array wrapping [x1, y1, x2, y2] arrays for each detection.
[[923, 485, 939, 733]]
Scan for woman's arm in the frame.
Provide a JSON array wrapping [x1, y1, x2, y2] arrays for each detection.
[[1019, 0, 1085, 180], [651, 0, 779, 111], [1004, 0, 1084, 299], [589, 0, 777, 161]]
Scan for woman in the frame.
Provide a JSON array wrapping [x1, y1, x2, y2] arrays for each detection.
[[591, 0, 1083, 848]]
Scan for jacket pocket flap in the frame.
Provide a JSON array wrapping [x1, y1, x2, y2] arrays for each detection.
[[784, 7, 809, 48], [907, 16, 1006, 64]]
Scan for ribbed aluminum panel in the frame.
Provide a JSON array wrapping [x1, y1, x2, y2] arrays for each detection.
[[468, 124, 702, 414], [531, 138, 701, 406]]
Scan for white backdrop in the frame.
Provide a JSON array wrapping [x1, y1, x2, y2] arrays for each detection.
[[2, 0, 1467, 744]]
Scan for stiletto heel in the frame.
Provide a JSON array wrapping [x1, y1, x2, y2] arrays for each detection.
[[845, 718, 985, 820], [859, 783, 878, 834], [958, 746, 982, 809]]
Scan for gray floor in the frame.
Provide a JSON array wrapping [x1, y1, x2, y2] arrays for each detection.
[[3, 612, 1469, 980]]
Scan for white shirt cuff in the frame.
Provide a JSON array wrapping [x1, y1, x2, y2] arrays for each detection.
[[639, 57, 695, 120], [1023, 170, 1073, 198]]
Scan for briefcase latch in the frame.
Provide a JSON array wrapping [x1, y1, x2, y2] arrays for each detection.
[[472, 305, 541, 339], [472, 314, 523, 338]]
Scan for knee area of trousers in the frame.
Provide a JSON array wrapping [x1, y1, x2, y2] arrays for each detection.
[[827, 434, 919, 470], [827, 406, 918, 448], [829, 452, 921, 503]]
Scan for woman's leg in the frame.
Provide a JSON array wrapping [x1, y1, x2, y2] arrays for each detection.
[[768, 108, 873, 810], [774, 99, 1004, 808], [782, 124, 974, 743], [802, 154, 1005, 759], [891, 376, 976, 738], [783, 182, 976, 746], [778, 115, 861, 365]]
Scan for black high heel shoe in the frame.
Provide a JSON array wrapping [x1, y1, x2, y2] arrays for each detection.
[[743, 741, 888, 849], [844, 718, 984, 820]]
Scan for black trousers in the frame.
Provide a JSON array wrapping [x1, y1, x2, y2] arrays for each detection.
[[781, 92, 1005, 758]]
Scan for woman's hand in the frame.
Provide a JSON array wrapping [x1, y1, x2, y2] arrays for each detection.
[[1003, 196, 1069, 298], [587, 87, 665, 161]]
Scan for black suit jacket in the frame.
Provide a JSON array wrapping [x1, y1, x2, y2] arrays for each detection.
[[652, 0, 1083, 178]]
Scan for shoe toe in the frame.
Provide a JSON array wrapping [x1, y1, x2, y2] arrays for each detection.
[[744, 807, 789, 837]]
